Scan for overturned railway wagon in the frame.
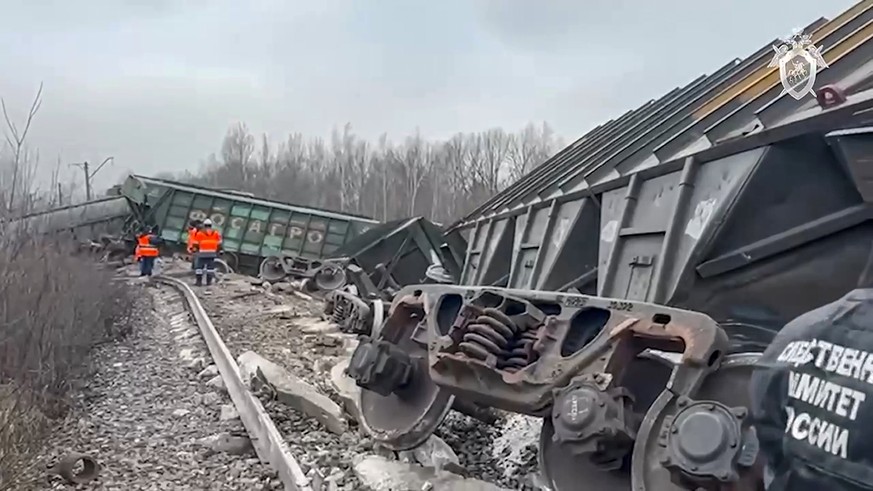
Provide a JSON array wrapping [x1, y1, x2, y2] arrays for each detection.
[[321, 217, 468, 334], [6, 194, 137, 240], [350, 2, 873, 490], [329, 216, 466, 287], [122, 175, 380, 273]]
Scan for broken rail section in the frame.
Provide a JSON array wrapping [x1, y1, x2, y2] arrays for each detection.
[[155, 275, 312, 491]]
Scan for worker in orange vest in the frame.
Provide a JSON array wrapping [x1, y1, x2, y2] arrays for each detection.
[[134, 226, 160, 277], [192, 218, 222, 286], [186, 219, 202, 271]]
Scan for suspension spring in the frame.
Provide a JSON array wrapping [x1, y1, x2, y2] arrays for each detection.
[[458, 308, 541, 371], [503, 328, 539, 371], [458, 308, 517, 367], [331, 298, 350, 325]]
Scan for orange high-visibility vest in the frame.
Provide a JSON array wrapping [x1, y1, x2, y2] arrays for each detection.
[[194, 229, 221, 253], [136, 234, 159, 258], [186, 227, 199, 253], [134, 235, 143, 260]]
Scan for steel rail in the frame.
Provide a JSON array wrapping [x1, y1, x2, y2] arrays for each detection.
[[155, 275, 312, 491]]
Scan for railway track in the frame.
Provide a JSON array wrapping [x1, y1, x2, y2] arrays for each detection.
[[154, 275, 312, 491], [142, 266, 538, 491]]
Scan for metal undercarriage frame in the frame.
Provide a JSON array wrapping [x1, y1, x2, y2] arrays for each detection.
[[347, 284, 766, 491]]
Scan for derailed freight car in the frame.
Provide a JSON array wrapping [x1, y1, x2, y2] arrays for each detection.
[[121, 175, 380, 274], [5, 195, 134, 240], [321, 217, 468, 335], [347, 3, 873, 490], [329, 216, 465, 288]]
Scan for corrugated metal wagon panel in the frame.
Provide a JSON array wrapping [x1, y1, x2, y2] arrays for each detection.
[[7, 195, 132, 240], [456, 89, 873, 348], [122, 175, 379, 270], [452, 3, 873, 231], [452, 0, 873, 346]]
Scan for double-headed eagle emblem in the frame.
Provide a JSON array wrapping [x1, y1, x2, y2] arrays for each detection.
[[768, 29, 829, 100]]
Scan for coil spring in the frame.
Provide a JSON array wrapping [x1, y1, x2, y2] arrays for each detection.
[[458, 308, 538, 372], [504, 329, 539, 371], [331, 298, 350, 325]]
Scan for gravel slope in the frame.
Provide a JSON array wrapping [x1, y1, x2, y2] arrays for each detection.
[[36, 281, 278, 490]]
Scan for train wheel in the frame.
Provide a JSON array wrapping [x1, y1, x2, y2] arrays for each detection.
[[356, 296, 454, 451], [259, 255, 287, 282], [313, 263, 348, 291], [538, 418, 632, 490], [222, 252, 239, 272], [538, 353, 674, 491], [631, 353, 764, 491]]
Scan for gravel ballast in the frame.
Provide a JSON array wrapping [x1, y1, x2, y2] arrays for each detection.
[[190, 270, 544, 490], [37, 281, 278, 490], [194, 274, 366, 490]]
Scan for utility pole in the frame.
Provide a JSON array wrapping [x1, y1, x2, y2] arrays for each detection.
[[70, 156, 113, 201], [71, 161, 91, 200]]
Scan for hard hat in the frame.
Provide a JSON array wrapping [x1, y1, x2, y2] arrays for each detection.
[[203, 218, 213, 226]]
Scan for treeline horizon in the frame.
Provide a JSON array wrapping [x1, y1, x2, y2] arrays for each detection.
[[155, 121, 563, 224]]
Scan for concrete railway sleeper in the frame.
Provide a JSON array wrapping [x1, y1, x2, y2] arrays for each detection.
[[154, 275, 312, 491]]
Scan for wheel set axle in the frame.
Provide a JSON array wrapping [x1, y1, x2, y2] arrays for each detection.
[[349, 285, 766, 490]]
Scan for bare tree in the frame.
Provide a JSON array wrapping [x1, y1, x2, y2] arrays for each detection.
[[390, 132, 433, 216], [508, 122, 556, 182], [1, 83, 43, 214], [476, 128, 512, 195], [174, 121, 561, 224], [219, 123, 256, 187]]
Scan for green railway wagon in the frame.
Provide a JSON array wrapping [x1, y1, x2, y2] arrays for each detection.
[[121, 175, 380, 272]]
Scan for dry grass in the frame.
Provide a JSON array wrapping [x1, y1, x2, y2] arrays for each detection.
[[0, 230, 133, 490], [0, 83, 135, 490]]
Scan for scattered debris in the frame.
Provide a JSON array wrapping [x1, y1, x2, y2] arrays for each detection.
[[302, 319, 340, 334], [329, 358, 362, 423], [239, 351, 349, 435], [198, 364, 219, 379], [410, 435, 460, 471], [231, 290, 262, 301], [176, 261, 526, 489], [48, 452, 101, 484], [220, 403, 241, 421], [198, 433, 255, 456], [206, 374, 227, 392], [186, 356, 208, 372], [352, 455, 509, 491], [490, 414, 542, 480], [196, 391, 222, 406], [37, 285, 276, 490], [293, 290, 314, 302], [263, 305, 297, 319]]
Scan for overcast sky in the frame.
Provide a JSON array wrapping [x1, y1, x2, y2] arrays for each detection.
[[0, 0, 858, 190]]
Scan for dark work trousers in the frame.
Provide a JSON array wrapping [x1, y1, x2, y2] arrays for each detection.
[[195, 254, 217, 286], [190, 252, 199, 271], [140, 256, 156, 277]]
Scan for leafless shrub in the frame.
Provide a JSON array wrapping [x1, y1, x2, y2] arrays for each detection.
[[0, 86, 133, 490]]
